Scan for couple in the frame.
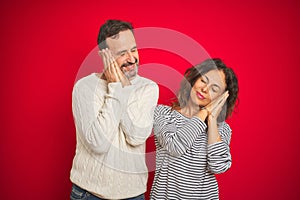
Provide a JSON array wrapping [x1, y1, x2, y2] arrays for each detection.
[[70, 19, 239, 200]]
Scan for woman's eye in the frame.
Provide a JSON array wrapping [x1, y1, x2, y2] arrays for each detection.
[[211, 86, 219, 93]]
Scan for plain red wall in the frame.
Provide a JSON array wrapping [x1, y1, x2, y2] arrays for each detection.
[[1, 0, 300, 199]]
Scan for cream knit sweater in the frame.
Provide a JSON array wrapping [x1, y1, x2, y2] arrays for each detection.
[[70, 73, 159, 199]]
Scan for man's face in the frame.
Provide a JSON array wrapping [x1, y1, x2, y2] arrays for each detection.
[[106, 30, 139, 80]]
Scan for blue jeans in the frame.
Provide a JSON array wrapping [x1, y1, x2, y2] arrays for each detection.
[[70, 184, 145, 200]]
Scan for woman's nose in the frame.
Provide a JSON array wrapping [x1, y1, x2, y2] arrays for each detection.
[[201, 84, 209, 93]]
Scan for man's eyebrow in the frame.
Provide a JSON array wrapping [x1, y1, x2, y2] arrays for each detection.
[[116, 46, 137, 55], [116, 50, 127, 55]]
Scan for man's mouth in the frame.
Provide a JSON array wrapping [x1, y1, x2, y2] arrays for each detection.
[[121, 58, 138, 69]]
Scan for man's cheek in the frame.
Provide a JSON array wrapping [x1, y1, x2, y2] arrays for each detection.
[[115, 57, 124, 65]]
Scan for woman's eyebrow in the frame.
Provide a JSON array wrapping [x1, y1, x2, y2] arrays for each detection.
[[203, 75, 209, 82]]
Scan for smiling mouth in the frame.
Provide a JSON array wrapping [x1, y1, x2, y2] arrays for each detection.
[[121, 58, 138, 69], [121, 63, 134, 69], [196, 92, 205, 99], [121, 64, 136, 73]]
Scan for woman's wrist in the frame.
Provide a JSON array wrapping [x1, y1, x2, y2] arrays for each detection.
[[196, 108, 208, 122]]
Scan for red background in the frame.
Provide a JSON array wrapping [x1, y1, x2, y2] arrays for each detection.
[[1, 0, 300, 199]]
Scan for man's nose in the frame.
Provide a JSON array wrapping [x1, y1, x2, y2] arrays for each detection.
[[126, 51, 135, 63]]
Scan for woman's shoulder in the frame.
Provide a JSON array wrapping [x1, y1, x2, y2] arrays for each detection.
[[155, 104, 175, 116], [155, 104, 171, 112]]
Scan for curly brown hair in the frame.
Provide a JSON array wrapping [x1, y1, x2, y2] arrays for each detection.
[[172, 58, 239, 120]]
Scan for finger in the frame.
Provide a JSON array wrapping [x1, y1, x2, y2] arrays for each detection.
[[107, 49, 115, 61], [107, 50, 116, 69], [103, 48, 110, 70], [99, 50, 106, 73], [113, 60, 124, 79], [109, 58, 120, 82], [104, 68, 111, 81], [203, 91, 228, 112], [214, 91, 229, 105], [218, 92, 229, 106], [108, 50, 123, 82], [211, 93, 228, 115], [98, 50, 103, 58], [112, 65, 120, 82], [107, 49, 116, 74], [217, 91, 228, 101], [107, 49, 119, 68], [219, 94, 228, 107]]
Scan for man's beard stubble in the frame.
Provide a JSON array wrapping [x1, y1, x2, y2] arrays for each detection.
[[121, 58, 139, 80]]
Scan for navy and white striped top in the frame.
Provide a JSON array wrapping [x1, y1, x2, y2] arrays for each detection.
[[150, 105, 232, 200]]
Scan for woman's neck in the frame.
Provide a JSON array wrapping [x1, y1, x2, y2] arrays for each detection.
[[180, 100, 200, 118]]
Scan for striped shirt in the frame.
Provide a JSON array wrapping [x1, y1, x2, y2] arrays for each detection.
[[150, 105, 232, 200]]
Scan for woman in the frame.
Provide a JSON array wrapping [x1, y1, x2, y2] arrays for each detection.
[[150, 58, 239, 199]]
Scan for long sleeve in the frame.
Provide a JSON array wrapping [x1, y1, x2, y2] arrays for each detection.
[[153, 105, 207, 156], [72, 76, 132, 154], [207, 122, 232, 174], [120, 82, 159, 146]]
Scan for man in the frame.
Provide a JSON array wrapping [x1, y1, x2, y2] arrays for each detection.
[[70, 19, 159, 200]]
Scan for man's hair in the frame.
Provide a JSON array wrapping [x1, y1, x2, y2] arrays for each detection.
[[97, 19, 133, 50]]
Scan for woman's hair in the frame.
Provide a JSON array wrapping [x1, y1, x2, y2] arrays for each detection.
[[172, 58, 239, 119]]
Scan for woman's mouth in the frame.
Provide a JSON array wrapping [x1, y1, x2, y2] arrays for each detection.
[[196, 92, 205, 100]]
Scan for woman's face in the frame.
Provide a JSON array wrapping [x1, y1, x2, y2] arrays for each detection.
[[189, 69, 226, 107]]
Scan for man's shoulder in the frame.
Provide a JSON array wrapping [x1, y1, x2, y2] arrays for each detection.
[[74, 73, 100, 88], [72, 73, 105, 96], [135, 75, 158, 87]]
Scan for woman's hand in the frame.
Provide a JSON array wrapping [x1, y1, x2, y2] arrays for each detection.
[[204, 91, 229, 144], [203, 91, 229, 121]]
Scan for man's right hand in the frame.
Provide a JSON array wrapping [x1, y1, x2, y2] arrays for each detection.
[[100, 48, 120, 83], [100, 48, 131, 87]]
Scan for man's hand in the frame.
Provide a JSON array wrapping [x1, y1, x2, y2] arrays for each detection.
[[100, 48, 120, 83], [100, 48, 131, 87]]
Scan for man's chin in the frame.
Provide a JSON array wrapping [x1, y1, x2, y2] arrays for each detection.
[[125, 68, 138, 80]]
